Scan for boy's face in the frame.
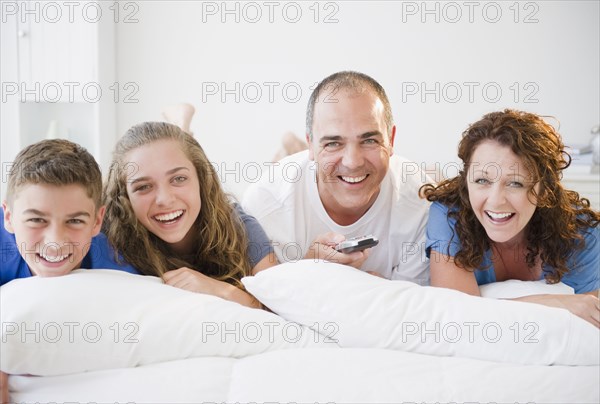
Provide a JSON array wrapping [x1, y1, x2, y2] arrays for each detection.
[[2, 183, 105, 277]]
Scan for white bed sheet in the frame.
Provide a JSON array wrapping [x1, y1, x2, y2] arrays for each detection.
[[230, 348, 600, 403], [10, 348, 600, 403], [10, 356, 236, 403]]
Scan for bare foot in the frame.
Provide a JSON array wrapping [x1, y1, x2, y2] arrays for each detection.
[[162, 103, 195, 135], [273, 132, 308, 161]]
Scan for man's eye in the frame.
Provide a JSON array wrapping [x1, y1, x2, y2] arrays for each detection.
[[68, 219, 85, 225], [27, 218, 46, 224], [362, 138, 378, 145], [324, 142, 341, 149]]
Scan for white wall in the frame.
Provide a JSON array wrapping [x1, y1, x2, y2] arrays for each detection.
[[114, 0, 600, 198], [2, 1, 599, 200]]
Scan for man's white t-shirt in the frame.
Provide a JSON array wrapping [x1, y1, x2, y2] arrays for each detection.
[[243, 151, 431, 284]]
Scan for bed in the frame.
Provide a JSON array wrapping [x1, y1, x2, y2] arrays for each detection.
[[2, 262, 598, 403]]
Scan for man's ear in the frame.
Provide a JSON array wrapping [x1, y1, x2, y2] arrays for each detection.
[[306, 133, 315, 160], [92, 205, 106, 236], [2, 200, 14, 233], [388, 125, 397, 155]]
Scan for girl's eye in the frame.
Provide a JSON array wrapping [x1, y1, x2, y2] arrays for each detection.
[[134, 184, 151, 192]]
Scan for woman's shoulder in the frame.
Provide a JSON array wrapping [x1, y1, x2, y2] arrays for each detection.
[[430, 201, 460, 216]]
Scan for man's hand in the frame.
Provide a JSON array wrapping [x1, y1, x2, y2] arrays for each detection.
[[1, 371, 9, 404], [304, 232, 370, 269]]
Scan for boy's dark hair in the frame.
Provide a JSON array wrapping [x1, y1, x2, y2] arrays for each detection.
[[6, 139, 102, 209]]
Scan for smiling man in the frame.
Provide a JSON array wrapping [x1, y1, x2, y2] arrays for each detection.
[[243, 71, 431, 282]]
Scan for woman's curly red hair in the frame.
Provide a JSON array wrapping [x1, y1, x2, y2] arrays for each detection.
[[420, 109, 599, 282]]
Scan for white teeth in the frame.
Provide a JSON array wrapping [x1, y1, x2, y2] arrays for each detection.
[[341, 175, 367, 183], [40, 253, 69, 263], [154, 210, 184, 222], [486, 211, 513, 219]]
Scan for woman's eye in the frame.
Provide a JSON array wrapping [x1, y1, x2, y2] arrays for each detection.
[[474, 178, 490, 185], [172, 176, 187, 183], [508, 181, 524, 188]]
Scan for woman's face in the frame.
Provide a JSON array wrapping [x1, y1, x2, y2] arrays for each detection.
[[125, 139, 201, 254], [467, 140, 540, 246]]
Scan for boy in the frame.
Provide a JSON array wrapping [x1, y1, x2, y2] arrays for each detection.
[[1, 139, 139, 284], [1, 139, 139, 401]]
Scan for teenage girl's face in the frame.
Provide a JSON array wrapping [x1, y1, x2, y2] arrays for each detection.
[[125, 139, 201, 255], [467, 140, 540, 246]]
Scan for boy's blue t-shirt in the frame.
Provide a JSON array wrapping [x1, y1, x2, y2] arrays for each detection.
[[1, 208, 139, 286], [425, 201, 600, 293]]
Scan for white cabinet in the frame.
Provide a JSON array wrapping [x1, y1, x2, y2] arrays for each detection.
[[0, 1, 117, 200], [17, 7, 97, 99], [561, 171, 600, 211]]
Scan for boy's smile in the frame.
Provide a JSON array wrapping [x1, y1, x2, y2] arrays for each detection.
[[2, 183, 104, 277]]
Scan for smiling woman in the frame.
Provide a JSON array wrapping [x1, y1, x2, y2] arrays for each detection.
[[420, 109, 600, 328], [102, 122, 277, 308]]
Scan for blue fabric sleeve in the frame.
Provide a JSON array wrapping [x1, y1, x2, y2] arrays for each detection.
[[84, 232, 140, 274], [425, 201, 462, 259], [234, 204, 274, 268], [1, 209, 32, 285], [558, 226, 600, 293]]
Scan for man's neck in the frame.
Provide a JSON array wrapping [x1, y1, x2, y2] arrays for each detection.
[[321, 193, 379, 226], [325, 207, 368, 226]]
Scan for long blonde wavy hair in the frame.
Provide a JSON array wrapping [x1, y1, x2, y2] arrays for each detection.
[[103, 122, 251, 288]]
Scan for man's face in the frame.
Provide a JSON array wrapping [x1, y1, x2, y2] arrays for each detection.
[[308, 88, 395, 225], [2, 183, 104, 277]]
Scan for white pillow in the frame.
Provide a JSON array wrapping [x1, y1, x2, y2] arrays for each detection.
[[1, 269, 332, 376], [480, 279, 574, 299], [242, 260, 599, 366]]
